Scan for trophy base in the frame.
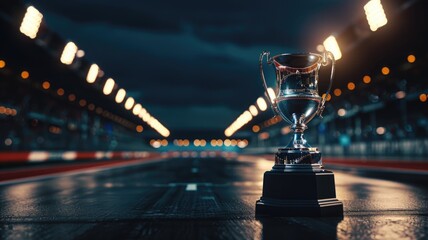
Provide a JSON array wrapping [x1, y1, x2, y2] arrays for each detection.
[[255, 169, 343, 217], [256, 148, 343, 217]]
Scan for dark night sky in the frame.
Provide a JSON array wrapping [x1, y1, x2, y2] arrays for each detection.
[[23, 0, 361, 134]]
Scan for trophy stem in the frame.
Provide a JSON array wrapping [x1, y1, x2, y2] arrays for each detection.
[[288, 123, 310, 149]]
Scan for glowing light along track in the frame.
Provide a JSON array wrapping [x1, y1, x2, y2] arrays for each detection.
[[224, 90, 274, 137]]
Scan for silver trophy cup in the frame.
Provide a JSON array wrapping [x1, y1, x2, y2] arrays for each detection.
[[260, 51, 334, 171], [256, 51, 343, 217]]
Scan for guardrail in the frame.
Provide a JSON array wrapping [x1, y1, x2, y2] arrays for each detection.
[[244, 139, 428, 159], [0, 151, 156, 163]]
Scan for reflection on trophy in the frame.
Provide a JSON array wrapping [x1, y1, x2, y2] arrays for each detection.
[[256, 51, 343, 217]]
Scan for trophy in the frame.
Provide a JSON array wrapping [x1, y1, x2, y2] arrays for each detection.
[[255, 51, 343, 217]]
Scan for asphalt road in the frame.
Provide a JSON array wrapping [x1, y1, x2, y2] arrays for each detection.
[[1, 155, 427, 239]]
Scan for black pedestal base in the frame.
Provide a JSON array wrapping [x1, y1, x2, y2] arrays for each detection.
[[255, 169, 343, 217]]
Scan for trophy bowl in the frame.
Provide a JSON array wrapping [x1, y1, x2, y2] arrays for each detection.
[[273, 53, 323, 128], [256, 51, 343, 217]]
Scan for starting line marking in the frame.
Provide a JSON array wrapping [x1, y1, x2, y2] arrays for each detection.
[[186, 183, 197, 191]]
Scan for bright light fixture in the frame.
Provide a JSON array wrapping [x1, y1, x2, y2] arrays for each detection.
[[102, 78, 115, 95], [115, 88, 126, 103], [132, 103, 142, 115], [86, 64, 99, 83], [323, 35, 342, 60], [267, 88, 276, 103], [142, 112, 151, 122], [257, 97, 267, 111], [364, 0, 388, 32], [124, 97, 135, 110], [249, 105, 258, 116], [20, 6, 43, 39], [60, 42, 78, 65], [138, 108, 147, 118]]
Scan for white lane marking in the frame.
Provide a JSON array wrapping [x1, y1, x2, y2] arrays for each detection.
[[191, 168, 199, 173], [186, 183, 197, 191]]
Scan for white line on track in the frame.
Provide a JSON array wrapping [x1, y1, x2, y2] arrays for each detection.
[[185, 183, 197, 191]]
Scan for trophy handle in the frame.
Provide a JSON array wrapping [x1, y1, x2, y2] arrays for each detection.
[[259, 51, 280, 116], [318, 51, 335, 118]]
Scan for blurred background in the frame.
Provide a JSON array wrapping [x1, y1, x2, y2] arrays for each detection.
[[1, 0, 427, 161]]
